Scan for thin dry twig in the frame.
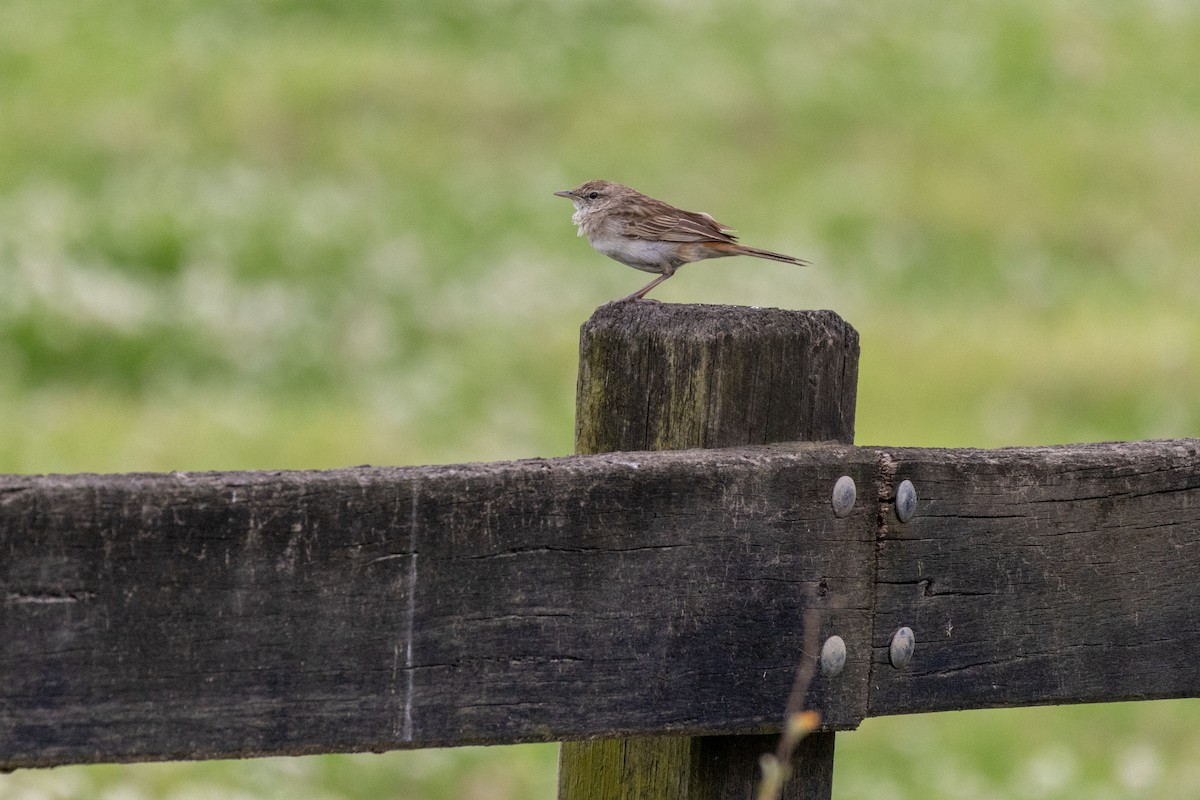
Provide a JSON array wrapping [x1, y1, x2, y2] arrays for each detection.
[[755, 590, 823, 800]]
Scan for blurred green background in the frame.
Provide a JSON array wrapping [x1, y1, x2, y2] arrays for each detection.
[[2, 0, 1198, 797]]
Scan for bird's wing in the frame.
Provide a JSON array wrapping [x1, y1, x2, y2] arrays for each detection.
[[621, 209, 740, 244]]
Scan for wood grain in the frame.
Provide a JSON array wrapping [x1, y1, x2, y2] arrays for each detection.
[[4, 438, 1199, 769], [576, 303, 859, 453], [0, 444, 876, 769], [558, 734, 835, 800], [562, 303, 863, 800], [869, 440, 1200, 716]]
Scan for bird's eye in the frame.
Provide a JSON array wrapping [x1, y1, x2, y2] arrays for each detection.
[[587, 191, 600, 199]]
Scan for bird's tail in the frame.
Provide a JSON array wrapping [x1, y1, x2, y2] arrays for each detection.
[[717, 243, 809, 266]]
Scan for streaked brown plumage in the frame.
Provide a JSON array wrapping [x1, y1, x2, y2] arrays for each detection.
[[554, 180, 808, 301]]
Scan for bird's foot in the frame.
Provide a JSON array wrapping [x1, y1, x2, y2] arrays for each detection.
[[601, 295, 661, 308]]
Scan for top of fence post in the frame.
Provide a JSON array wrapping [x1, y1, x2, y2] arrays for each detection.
[[576, 303, 859, 454]]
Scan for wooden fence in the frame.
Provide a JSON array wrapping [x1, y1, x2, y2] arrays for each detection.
[[3, 303, 1198, 799]]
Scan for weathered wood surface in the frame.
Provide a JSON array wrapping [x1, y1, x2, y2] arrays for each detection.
[[0, 444, 877, 770], [576, 303, 859, 453], [3, 439, 1199, 769], [562, 304, 862, 800], [869, 439, 1200, 716], [558, 734, 834, 800], [691, 733, 836, 800]]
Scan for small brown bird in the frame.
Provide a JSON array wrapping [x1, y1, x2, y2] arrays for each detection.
[[555, 179, 808, 302]]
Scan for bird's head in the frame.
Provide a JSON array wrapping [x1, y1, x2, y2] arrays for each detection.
[[553, 180, 633, 213]]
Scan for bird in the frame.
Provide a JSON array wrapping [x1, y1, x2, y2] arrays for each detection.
[[554, 179, 808, 302]]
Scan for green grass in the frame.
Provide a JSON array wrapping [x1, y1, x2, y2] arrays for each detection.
[[0, 745, 561, 800], [2, 0, 1199, 797], [839, 700, 1200, 800]]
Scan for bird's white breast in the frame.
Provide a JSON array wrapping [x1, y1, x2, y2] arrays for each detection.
[[570, 204, 682, 273]]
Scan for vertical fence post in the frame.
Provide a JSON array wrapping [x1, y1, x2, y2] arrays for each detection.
[[558, 303, 860, 800]]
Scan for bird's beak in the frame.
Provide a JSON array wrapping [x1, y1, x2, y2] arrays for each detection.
[[553, 190, 573, 198]]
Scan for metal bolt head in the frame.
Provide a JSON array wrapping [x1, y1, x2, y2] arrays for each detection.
[[820, 635, 847, 677], [895, 479, 917, 523], [889, 626, 916, 669], [831, 475, 856, 518]]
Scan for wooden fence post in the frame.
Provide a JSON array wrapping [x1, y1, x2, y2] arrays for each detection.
[[559, 303, 861, 800]]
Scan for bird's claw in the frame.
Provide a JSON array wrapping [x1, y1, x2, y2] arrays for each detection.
[[602, 295, 662, 308]]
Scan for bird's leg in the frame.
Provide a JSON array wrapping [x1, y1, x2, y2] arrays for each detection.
[[618, 269, 674, 303]]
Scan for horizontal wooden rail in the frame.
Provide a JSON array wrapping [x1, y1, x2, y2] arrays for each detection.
[[2, 439, 1199, 769], [871, 440, 1200, 716]]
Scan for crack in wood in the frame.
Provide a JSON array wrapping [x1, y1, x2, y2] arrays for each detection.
[[5, 592, 97, 605]]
